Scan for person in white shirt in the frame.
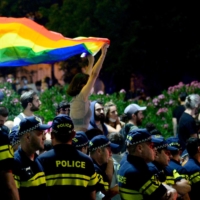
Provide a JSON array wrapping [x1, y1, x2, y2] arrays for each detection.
[[14, 90, 42, 126]]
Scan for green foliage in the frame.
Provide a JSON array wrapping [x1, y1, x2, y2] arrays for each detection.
[[35, 84, 71, 123], [0, 82, 22, 120], [2, 81, 200, 140], [142, 81, 200, 138]]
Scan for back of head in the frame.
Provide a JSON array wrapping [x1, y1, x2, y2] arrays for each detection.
[[20, 90, 37, 109], [66, 73, 89, 96], [185, 94, 200, 109], [146, 123, 162, 136], [51, 114, 74, 143], [107, 132, 123, 154], [0, 106, 9, 117], [179, 92, 188, 102], [186, 137, 200, 157], [85, 128, 103, 140]]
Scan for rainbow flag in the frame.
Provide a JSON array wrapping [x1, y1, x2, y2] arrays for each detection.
[[0, 17, 110, 67]]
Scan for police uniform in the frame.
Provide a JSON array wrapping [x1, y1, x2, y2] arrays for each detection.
[[89, 135, 120, 198], [13, 116, 51, 200], [183, 158, 200, 200], [13, 148, 46, 200], [152, 161, 182, 186], [166, 136, 189, 180], [0, 126, 15, 198], [151, 135, 183, 186], [37, 114, 98, 200], [117, 129, 167, 200], [0, 127, 14, 171]]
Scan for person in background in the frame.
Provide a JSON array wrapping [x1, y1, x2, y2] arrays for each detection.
[[104, 101, 125, 135], [4, 120, 14, 131], [0, 106, 10, 134], [85, 128, 104, 140], [120, 103, 146, 153], [0, 114, 20, 200], [117, 129, 177, 200], [88, 101, 108, 136], [9, 125, 21, 152], [172, 92, 187, 136], [150, 135, 191, 199], [72, 131, 89, 154], [67, 44, 108, 132], [56, 101, 70, 116], [89, 135, 119, 200], [183, 137, 200, 200], [178, 94, 200, 150], [13, 90, 42, 126], [107, 132, 123, 200]]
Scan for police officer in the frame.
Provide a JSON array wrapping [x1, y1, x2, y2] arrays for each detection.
[[8, 125, 21, 152], [0, 106, 19, 200], [151, 135, 191, 198], [13, 116, 51, 200], [89, 135, 120, 200], [37, 114, 98, 200], [117, 128, 177, 200], [166, 136, 188, 178], [72, 131, 89, 154], [183, 137, 200, 200]]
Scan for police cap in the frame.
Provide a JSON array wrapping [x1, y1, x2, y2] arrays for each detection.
[[72, 131, 89, 148], [126, 128, 151, 146], [18, 116, 51, 136], [52, 114, 74, 134], [152, 135, 177, 151], [89, 135, 119, 152]]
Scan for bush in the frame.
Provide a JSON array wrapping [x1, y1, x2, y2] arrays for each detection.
[[2, 80, 200, 139], [0, 82, 22, 120]]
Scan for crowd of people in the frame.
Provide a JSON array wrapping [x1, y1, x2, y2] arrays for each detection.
[[1, 45, 200, 200]]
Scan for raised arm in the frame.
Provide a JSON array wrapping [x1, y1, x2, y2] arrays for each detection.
[[81, 44, 108, 100], [84, 55, 95, 75]]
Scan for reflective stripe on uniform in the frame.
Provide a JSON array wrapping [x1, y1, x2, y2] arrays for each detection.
[[165, 176, 175, 185], [14, 175, 20, 189], [20, 172, 46, 187], [173, 169, 181, 180], [46, 173, 95, 187], [96, 173, 109, 190], [87, 172, 98, 186], [139, 175, 161, 195], [0, 145, 13, 161], [119, 187, 143, 200], [190, 172, 200, 184]]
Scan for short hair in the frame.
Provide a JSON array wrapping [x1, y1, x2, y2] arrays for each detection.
[[186, 137, 200, 157], [85, 128, 103, 140], [95, 100, 104, 106], [107, 132, 124, 153], [20, 90, 37, 109], [104, 101, 116, 123], [0, 106, 9, 117], [146, 123, 162, 136], [179, 92, 188, 102], [185, 94, 200, 109], [56, 101, 70, 112], [52, 132, 74, 143], [127, 144, 138, 154], [66, 73, 89, 96], [44, 140, 53, 151]]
